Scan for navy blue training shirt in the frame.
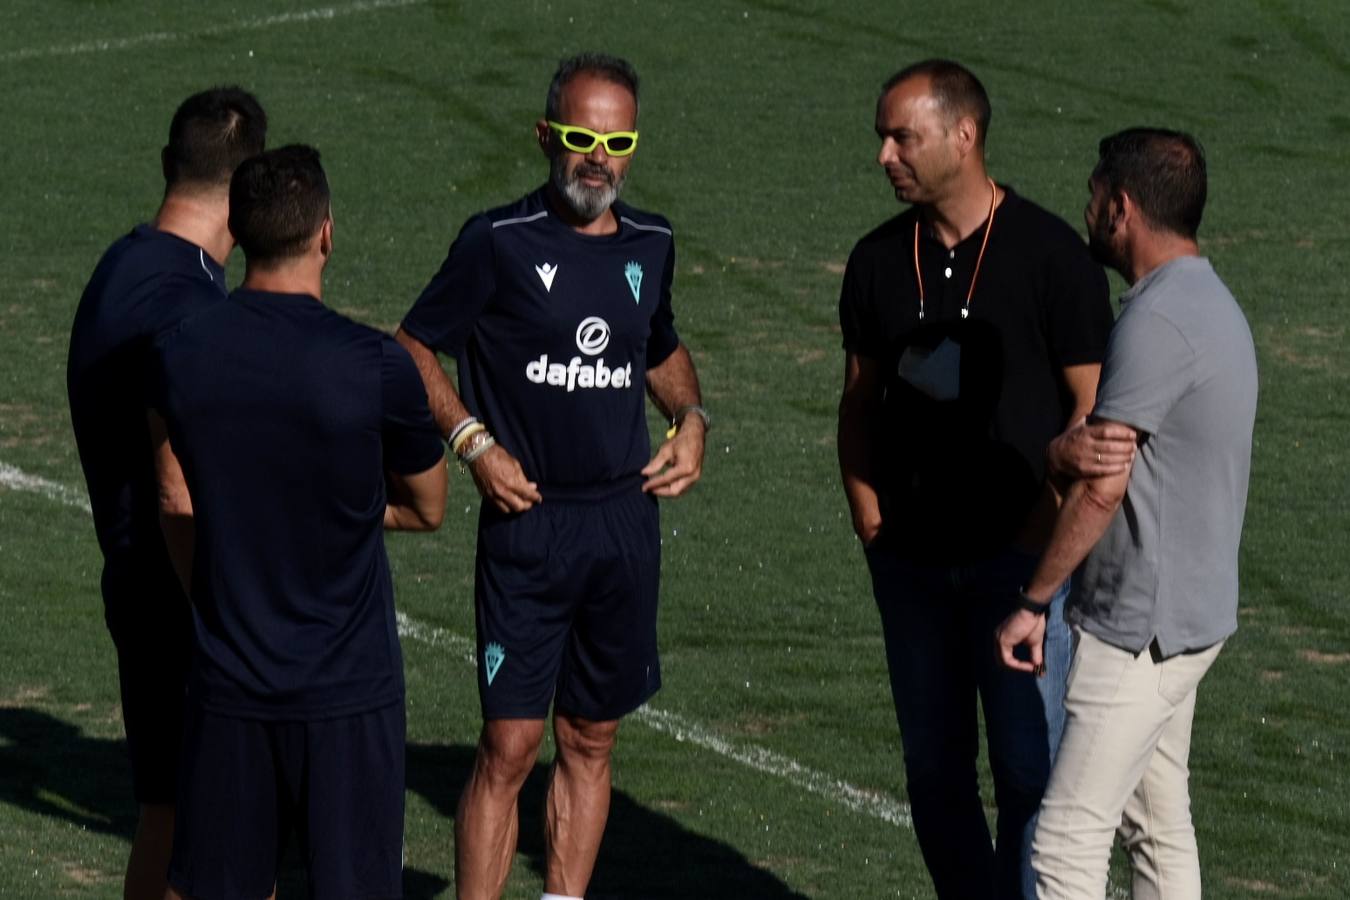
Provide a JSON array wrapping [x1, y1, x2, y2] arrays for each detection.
[[150, 289, 445, 719], [68, 225, 227, 612], [401, 187, 681, 498]]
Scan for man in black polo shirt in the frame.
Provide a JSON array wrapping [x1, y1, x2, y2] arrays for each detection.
[[836, 59, 1126, 899], [396, 52, 707, 900], [149, 145, 447, 899], [67, 86, 266, 900]]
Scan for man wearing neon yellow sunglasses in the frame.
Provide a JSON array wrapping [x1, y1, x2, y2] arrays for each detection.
[[397, 52, 707, 900]]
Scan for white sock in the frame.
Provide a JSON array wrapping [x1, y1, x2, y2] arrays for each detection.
[[541, 894, 583, 900]]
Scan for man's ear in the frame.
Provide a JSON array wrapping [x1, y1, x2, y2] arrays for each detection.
[[1108, 190, 1132, 234], [536, 119, 552, 157], [953, 115, 979, 158], [319, 216, 333, 260]]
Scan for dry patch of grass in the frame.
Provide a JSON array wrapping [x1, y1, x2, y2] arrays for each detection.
[[61, 861, 114, 887], [0, 685, 51, 709], [1298, 649, 1350, 665]]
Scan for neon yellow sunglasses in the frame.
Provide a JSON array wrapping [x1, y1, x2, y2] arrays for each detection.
[[547, 121, 639, 157]]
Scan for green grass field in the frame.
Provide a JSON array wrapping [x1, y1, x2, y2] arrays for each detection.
[[2, 0, 1348, 896]]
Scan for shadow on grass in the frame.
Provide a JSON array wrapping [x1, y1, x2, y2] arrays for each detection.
[[406, 742, 810, 899], [0, 712, 799, 898], [0, 706, 136, 840], [0, 707, 428, 898]]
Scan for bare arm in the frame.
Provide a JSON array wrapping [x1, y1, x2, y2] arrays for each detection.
[[148, 410, 194, 598], [996, 423, 1136, 673], [641, 343, 705, 498], [394, 326, 472, 438], [384, 458, 447, 531], [394, 327, 540, 513], [837, 352, 885, 546], [1046, 363, 1136, 486]]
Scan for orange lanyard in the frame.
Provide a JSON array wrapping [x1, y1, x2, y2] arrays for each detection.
[[912, 178, 998, 321]]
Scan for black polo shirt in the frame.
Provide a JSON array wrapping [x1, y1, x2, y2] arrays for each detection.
[[839, 186, 1113, 563], [401, 187, 680, 499], [68, 225, 227, 623], [150, 289, 445, 719]]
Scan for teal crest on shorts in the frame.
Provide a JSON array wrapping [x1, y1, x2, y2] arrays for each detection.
[[484, 642, 505, 686], [624, 261, 643, 304]]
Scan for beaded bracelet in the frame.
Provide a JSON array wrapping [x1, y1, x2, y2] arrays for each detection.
[[460, 434, 497, 466]]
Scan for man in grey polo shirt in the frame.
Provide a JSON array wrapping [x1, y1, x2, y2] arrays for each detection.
[[995, 127, 1257, 899]]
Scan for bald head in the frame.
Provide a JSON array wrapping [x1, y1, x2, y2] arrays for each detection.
[[881, 59, 991, 149]]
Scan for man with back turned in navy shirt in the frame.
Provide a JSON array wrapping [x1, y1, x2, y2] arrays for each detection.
[[149, 145, 448, 899], [67, 86, 266, 900], [396, 52, 708, 900]]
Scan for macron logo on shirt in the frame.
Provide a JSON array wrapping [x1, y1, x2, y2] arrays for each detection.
[[535, 262, 558, 292]]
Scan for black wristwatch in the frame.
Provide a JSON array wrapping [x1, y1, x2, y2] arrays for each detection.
[[1015, 588, 1051, 616]]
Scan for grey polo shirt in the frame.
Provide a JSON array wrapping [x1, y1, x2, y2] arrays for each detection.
[[1069, 256, 1258, 657]]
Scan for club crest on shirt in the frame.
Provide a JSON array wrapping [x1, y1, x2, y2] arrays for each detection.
[[484, 642, 506, 685], [624, 261, 643, 304]]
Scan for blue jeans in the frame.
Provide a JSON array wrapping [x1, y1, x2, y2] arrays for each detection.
[[865, 544, 1069, 900]]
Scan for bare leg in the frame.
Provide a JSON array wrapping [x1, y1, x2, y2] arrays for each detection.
[[456, 719, 546, 900], [544, 715, 619, 897], [125, 802, 180, 900]]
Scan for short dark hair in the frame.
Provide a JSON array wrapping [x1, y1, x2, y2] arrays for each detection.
[[162, 86, 267, 191], [1093, 128, 1207, 238], [544, 52, 640, 121], [881, 59, 992, 147], [228, 145, 330, 265]]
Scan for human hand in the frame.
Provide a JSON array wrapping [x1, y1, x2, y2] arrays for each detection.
[[641, 417, 705, 497], [468, 444, 541, 513], [1047, 419, 1137, 481], [854, 513, 882, 547], [995, 608, 1048, 675]]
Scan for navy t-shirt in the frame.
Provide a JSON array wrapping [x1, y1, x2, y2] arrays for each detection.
[[150, 289, 445, 719], [401, 187, 681, 498], [68, 225, 227, 619], [839, 187, 1114, 562]]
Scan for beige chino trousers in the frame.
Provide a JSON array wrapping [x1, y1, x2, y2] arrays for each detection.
[[1031, 628, 1224, 900]]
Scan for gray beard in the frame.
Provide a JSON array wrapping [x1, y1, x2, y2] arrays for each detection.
[[552, 154, 625, 220]]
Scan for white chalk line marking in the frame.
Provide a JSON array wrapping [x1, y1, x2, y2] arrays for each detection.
[[633, 705, 912, 828], [393, 611, 913, 829], [0, 458, 911, 828], [0, 0, 427, 64], [0, 462, 93, 513], [1, 459, 910, 828]]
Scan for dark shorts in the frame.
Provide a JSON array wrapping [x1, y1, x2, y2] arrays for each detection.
[[168, 702, 405, 900], [474, 488, 661, 721], [103, 565, 193, 805]]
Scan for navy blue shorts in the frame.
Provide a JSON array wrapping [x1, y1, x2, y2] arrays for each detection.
[[103, 565, 193, 805], [474, 488, 661, 721], [168, 702, 405, 900]]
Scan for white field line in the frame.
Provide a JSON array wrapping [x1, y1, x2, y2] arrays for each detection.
[[632, 705, 912, 828], [0, 462, 92, 513], [0, 459, 912, 829], [2, 458, 1134, 896], [393, 611, 914, 829], [0, 0, 427, 64]]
